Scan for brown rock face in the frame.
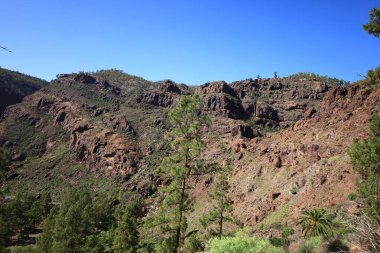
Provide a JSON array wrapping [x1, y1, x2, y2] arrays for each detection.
[[1, 74, 141, 178], [196, 81, 247, 119], [2, 70, 379, 239], [158, 80, 191, 95], [230, 78, 333, 127], [133, 80, 189, 107], [231, 124, 261, 139], [218, 84, 380, 228], [318, 84, 373, 117], [134, 92, 177, 107]]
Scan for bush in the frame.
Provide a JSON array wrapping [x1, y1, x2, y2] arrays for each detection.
[[184, 233, 204, 253], [297, 236, 322, 253], [348, 192, 356, 200], [327, 239, 350, 252], [207, 236, 283, 253], [360, 67, 380, 88]]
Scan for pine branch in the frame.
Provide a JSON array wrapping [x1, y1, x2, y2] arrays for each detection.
[[0, 46, 12, 53]]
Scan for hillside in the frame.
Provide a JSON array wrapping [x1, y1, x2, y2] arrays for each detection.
[[0, 71, 373, 200], [0, 69, 379, 251], [0, 68, 49, 115]]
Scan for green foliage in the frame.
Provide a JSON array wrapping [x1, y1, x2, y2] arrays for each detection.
[[297, 208, 335, 239], [360, 67, 380, 88], [284, 72, 349, 86], [269, 226, 294, 252], [349, 115, 380, 216], [37, 209, 56, 253], [0, 149, 8, 179], [184, 233, 203, 253], [148, 94, 210, 252], [0, 67, 48, 114], [348, 192, 357, 200], [207, 236, 283, 253], [0, 192, 52, 248], [93, 69, 151, 86], [363, 7, 380, 37], [296, 236, 322, 253], [113, 200, 144, 253], [200, 153, 240, 238], [50, 189, 94, 253], [281, 226, 294, 251], [37, 188, 116, 253]]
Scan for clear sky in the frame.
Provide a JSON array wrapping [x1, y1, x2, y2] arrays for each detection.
[[1, 0, 379, 85]]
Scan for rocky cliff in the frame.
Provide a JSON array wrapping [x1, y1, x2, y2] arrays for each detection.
[[0, 69, 378, 234]]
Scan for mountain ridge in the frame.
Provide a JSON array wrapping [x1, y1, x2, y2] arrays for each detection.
[[0, 69, 378, 239]]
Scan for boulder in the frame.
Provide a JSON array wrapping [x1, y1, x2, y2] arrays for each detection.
[[231, 124, 261, 139]]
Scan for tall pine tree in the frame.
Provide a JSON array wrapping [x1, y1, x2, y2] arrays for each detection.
[[200, 153, 240, 239], [149, 94, 209, 253]]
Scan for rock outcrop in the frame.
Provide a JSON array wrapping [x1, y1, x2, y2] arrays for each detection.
[[195, 81, 246, 119], [1, 70, 378, 238]]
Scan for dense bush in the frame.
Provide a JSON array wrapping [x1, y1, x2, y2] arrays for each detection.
[[207, 236, 283, 253], [37, 188, 116, 253], [0, 192, 52, 250]]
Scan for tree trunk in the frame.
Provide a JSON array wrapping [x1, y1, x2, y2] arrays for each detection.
[[219, 199, 224, 239], [176, 178, 186, 253], [174, 147, 190, 253]]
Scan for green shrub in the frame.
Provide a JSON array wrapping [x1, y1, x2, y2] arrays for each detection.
[[348, 192, 356, 200], [297, 236, 322, 253], [207, 236, 283, 253], [184, 233, 204, 253], [360, 67, 380, 88]]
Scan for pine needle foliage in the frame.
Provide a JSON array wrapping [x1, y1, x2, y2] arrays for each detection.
[[200, 151, 240, 239], [149, 94, 210, 253], [349, 115, 380, 217]]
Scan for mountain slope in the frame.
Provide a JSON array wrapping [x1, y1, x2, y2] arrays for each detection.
[[0, 67, 49, 115], [0, 70, 378, 236]]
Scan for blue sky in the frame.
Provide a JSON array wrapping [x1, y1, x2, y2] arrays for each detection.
[[0, 0, 379, 85]]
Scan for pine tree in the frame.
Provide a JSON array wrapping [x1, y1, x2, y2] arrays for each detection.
[[363, 7, 380, 38], [200, 158, 239, 239], [37, 208, 57, 253], [149, 94, 210, 253], [349, 115, 380, 217], [51, 189, 94, 253], [114, 200, 144, 253]]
